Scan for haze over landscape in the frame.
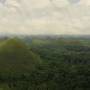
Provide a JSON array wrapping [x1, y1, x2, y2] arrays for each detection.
[[0, 0, 90, 35], [0, 1, 90, 89]]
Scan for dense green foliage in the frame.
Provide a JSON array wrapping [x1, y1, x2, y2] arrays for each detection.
[[0, 37, 90, 90]]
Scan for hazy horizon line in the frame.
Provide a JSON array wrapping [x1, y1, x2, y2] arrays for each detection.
[[0, 33, 90, 37]]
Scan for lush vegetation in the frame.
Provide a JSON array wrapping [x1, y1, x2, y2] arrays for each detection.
[[0, 36, 90, 90]]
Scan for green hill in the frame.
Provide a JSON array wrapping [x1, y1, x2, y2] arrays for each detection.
[[0, 38, 42, 73]]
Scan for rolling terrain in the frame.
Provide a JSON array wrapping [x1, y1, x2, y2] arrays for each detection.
[[0, 36, 90, 89]]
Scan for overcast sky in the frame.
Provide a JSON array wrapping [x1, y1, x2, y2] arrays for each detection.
[[0, 0, 90, 35]]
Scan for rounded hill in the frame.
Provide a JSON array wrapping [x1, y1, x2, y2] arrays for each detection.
[[0, 38, 42, 73]]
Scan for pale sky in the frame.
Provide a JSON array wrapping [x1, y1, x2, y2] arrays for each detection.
[[0, 0, 90, 35]]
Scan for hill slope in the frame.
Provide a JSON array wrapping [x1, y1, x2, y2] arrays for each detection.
[[0, 38, 42, 73]]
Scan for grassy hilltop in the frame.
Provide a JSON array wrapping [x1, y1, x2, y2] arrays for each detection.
[[0, 39, 41, 73]]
